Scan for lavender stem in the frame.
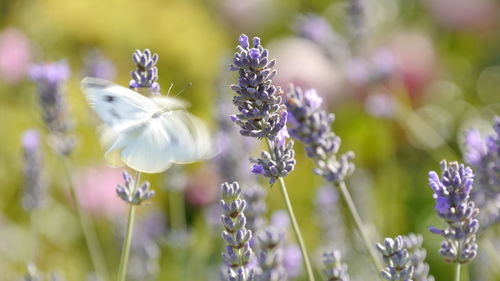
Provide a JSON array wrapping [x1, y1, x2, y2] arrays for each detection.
[[455, 263, 461, 281], [62, 158, 109, 281], [116, 171, 141, 281], [265, 139, 316, 281], [338, 181, 383, 271], [168, 188, 187, 233]]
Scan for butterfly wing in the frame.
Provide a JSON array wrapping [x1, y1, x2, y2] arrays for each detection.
[[160, 111, 217, 164], [81, 77, 159, 130]]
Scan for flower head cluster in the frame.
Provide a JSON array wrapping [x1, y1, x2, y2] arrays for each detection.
[[250, 131, 296, 185], [229, 34, 287, 140], [21, 130, 45, 211], [29, 61, 75, 155], [376, 236, 414, 281], [116, 171, 155, 205], [255, 227, 287, 281], [129, 49, 160, 94], [220, 182, 255, 281], [285, 86, 354, 184], [463, 117, 500, 227], [402, 234, 434, 281], [428, 160, 479, 264], [322, 250, 350, 281]]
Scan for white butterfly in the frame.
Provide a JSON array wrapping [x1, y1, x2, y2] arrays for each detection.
[[81, 77, 215, 173]]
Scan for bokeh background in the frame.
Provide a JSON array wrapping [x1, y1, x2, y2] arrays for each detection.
[[1, 0, 500, 280]]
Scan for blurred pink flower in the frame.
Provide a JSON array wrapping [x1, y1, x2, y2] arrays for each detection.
[[74, 165, 126, 218], [0, 27, 31, 84], [216, 0, 279, 32], [184, 165, 219, 207], [388, 31, 436, 99], [269, 37, 340, 101], [424, 0, 498, 31]]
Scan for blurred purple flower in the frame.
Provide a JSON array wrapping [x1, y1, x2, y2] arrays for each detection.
[[21, 129, 45, 211], [0, 27, 31, 84], [463, 117, 500, 228], [83, 49, 116, 80], [364, 93, 395, 118], [294, 14, 334, 45], [29, 60, 75, 155], [283, 244, 302, 279], [270, 210, 290, 231]]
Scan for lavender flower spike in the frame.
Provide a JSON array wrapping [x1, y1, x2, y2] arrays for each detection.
[[285, 86, 354, 184], [129, 49, 160, 94], [28, 60, 75, 155], [402, 234, 434, 281], [21, 129, 45, 211], [463, 117, 500, 228], [322, 250, 350, 281], [116, 170, 155, 205], [229, 34, 287, 140], [428, 160, 479, 264], [250, 126, 296, 184], [255, 227, 287, 281], [220, 182, 255, 281], [376, 236, 414, 281]]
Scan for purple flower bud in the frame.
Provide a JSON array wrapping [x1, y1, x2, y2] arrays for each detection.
[[239, 34, 249, 49], [251, 164, 265, 175], [249, 48, 260, 60], [304, 89, 322, 111]]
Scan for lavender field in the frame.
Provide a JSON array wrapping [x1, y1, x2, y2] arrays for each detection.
[[0, 0, 499, 280]]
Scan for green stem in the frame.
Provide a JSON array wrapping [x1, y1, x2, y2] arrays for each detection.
[[455, 263, 461, 281], [265, 139, 316, 281], [169, 189, 187, 232], [116, 171, 141, 281], [62, 158, 109, 281], [338, 181, 383, 272]]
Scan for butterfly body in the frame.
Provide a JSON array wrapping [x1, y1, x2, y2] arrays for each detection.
[[81, 77, 214, 173]]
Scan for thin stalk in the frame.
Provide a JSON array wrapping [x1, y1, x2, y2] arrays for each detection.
[[116, 171, 141, 281], [62, 158, 109, 281], [169, 189, 187, 232], [265, 139, 316, 281], [338, 181, 383, 271], [455, 263, 461, 281]]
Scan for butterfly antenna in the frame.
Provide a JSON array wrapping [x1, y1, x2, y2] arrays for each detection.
[[173, 82, 193, 98], [166, 83, 174, 96]]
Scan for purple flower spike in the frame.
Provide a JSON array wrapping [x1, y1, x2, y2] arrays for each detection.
[[21, 129, 45, 211], [428, 160, 479, 264], [230, 34, 295, 185], [229, 34, 286, 140], [29, 60, 75, 156], [220, 182, 255, 281], [129, 49, 160, 94], [463, 117, 500, 229], [286, 85, 354, 184]]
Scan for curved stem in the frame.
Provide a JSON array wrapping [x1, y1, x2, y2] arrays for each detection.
[[116, 171, 141, 281], [455, 263, 461, 281], [277, 177, 316, 281], [338, 181, 383, 271], [62, 157, 109, 281], [265, 139, 316, 281]]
